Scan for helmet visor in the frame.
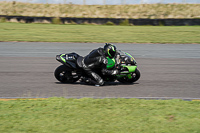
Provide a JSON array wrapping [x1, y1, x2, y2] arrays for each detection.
[[108, 49, 116, 58]]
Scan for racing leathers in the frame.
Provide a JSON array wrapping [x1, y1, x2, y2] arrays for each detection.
[[82, 47, 119, 86]]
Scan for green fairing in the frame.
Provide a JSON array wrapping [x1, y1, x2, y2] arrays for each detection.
[[126, 66, 137, 73], [106, 57, 115, 69], [121, 66, 137, 73], [60, 54, 66, 63]]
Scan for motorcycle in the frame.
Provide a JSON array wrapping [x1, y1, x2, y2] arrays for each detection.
[[54, 50, 140, 84]]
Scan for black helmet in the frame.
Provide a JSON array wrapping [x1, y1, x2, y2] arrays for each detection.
[[104, 43, 117, 59]]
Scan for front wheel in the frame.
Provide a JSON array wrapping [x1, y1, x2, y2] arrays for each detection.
[[117, 69, 140, 84], [54, 65, 81, 83]]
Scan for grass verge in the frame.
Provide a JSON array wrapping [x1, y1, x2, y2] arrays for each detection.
[[0, 23, 200, 44], [0, 97, 200, 133]]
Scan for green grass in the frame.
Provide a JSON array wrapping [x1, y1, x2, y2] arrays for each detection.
[[0, 98, 200, 133], [0, 23, 200, 44]]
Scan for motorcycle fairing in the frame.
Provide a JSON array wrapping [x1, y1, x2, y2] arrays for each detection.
[[106, 51, 138, 75], [118, 50, 137, 66], [121, 66, 137, 73], [124, 52, 135, 62], [56, 53, 80, 69]]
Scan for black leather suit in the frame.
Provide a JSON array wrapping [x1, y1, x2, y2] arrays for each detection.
[[82, 48, 117, 86]]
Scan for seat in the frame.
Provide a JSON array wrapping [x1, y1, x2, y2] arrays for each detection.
[[77, 56, 84, 68]]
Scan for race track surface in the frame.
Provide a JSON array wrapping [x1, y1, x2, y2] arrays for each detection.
[[0, 42, 200, 99]]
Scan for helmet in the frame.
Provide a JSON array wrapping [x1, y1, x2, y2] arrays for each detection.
[[104, 43, 117, 59]]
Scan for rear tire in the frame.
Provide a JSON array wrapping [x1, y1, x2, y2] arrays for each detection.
[[54, 65, 81, 83], [117, 69, 140, 84]]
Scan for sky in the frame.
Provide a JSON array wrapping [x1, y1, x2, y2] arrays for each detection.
[[3, 0, 200, 4]]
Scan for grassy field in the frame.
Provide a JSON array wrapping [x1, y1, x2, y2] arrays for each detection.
[[0, 23, 200, 44], [1, 2, 200, 19], [0, 98, 200, 133]]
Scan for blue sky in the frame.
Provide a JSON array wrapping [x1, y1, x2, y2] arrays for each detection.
[[4, 0, 200, 4]]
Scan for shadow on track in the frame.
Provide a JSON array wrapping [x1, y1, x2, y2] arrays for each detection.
[[55, 81, 139, 86]]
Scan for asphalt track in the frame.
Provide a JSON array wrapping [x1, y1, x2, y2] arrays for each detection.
[[0, 42, 200, 99]]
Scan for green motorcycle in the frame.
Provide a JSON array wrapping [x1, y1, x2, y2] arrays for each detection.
[[54, 50, 140, 84]]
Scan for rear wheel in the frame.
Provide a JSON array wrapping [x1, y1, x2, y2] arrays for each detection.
[[117, 69, 140, 84], [54, 65, 81, 83]]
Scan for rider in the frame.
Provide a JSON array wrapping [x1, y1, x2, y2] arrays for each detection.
[[82, 43, 119, 86]]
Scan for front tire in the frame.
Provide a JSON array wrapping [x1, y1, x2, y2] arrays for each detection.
[[54, 65, 81, 83], [117, 69, 140, 84]]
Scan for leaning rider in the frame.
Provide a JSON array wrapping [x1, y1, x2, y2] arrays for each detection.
[[82, 43, 119, 86]]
